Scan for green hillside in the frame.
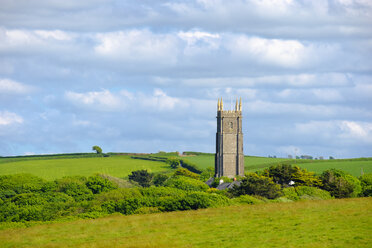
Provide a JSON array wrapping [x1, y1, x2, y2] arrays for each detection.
[[184, 154, 372, 177], [0, 155, 169, 180], [0, 152, 371, 179], [0, 198, 370, 247]]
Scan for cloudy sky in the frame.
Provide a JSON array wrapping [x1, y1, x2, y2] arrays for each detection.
[[0, 0, 371, 158]]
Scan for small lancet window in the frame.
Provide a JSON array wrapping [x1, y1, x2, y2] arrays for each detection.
[[230, 122, 233, 129]]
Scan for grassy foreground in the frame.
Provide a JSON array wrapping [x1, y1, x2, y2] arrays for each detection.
[[0, 198, 370, 248]]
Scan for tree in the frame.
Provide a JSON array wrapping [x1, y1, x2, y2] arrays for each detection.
[[230, 173, 282, 199], [92, 145, 102, 154], [166, 157, 180, 169], [128, 170, 153, 187], [359, 173, 372, 197], [320, 169, 358, 198]]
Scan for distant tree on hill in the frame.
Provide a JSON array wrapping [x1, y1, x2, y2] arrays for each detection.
[[92, 146, 102, 154]]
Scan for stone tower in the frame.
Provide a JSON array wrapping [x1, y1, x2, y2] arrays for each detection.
[[215, 98, 244, 178]]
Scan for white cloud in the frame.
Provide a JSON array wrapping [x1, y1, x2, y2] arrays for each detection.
[[94, 30, 178, 64], [0, 78, 34, 94], [177, 73, 351, 88], [142, 89, 180, 111], [0, 111, 23, 125], [65, 88, 182, 112], [295, 120, 372, 145], [227, 36, 306, 67], [65, 90, 122, 111]]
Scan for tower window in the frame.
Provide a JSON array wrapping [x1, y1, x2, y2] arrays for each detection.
[[230, 122, 233, 129]]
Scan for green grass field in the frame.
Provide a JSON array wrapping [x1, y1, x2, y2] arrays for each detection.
[[0, 156, 169, 180], [0, 153, 371, 180], [0, 198, 370, 247], [184, 154, 372, 177]]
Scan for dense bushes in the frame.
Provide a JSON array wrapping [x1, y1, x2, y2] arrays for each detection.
[[230, 173, 282, 199], [359, 173, 372, 197], [262, 164, 322, 187], [320, 169, 361, 198], [164, 176, 209, 192], [283, 186, 333, 201], [0, 165, 369, 224]]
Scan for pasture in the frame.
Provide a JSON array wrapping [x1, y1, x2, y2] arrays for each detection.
[[0, 152, 371, 179], [0, 155, 169, 180], [185, 154, 372, 177], [0, 197, 370, 247]]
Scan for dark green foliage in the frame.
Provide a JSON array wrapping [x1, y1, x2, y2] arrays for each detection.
[[86, 175, 118, 194], [230, 173, 282, 199], [320, 169, 359, 198], [166, 157, 181, 169], [283, 186, 332, 201], [164, 176, 209, 192], [263, 163, 295, 185], [159, 192, 229, 211], [174, 168, 199, 179], [359, 173, 372, 197], [92, 145, 102, 154], [152, 174, 169, 186], [128, 170, 153, 187], [261, 164, 322, 187]]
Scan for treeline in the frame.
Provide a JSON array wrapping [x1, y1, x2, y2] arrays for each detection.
[[0, 162, 371, 225]]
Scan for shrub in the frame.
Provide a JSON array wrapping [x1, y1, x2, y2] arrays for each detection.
[[174, 168, 199, 179], [200, 167, 214, 181], [166, 157, 181, 169], [283, 186, 332, 201], [152, 174, 169, 186], [231, 195, 264, 205], [262, 164, 322, 187], [320, 169, 360, 198], [230, 173, 282, 199], [128, 170, 153, 187], [115, 198, 144, 215], [359, 173, 372, 197], [55, 176, 93, 201], [0, 174, 46, 194], [262, 163, 295, 186], [291, 166, 322, 187], [86, 174, 118, 194], [164, 176, 209, 192], [159, 192, 229, 211]]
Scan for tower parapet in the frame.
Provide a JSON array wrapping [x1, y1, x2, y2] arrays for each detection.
[[215, 98, 244, 177]]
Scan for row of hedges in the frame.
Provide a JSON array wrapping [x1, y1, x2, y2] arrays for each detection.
[[165, 157, 203, 174]]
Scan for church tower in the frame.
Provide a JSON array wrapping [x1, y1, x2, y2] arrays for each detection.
[[215, 98, 244, 178]]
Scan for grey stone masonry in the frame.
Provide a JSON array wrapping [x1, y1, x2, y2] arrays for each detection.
[[215, 98, 244, 178]]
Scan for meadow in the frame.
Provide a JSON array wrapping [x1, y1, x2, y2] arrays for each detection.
[[0, 197, 370, 247], [184, 154, 372, 177], [0, 155, 169, 180], [0, 153, 371, 179]]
